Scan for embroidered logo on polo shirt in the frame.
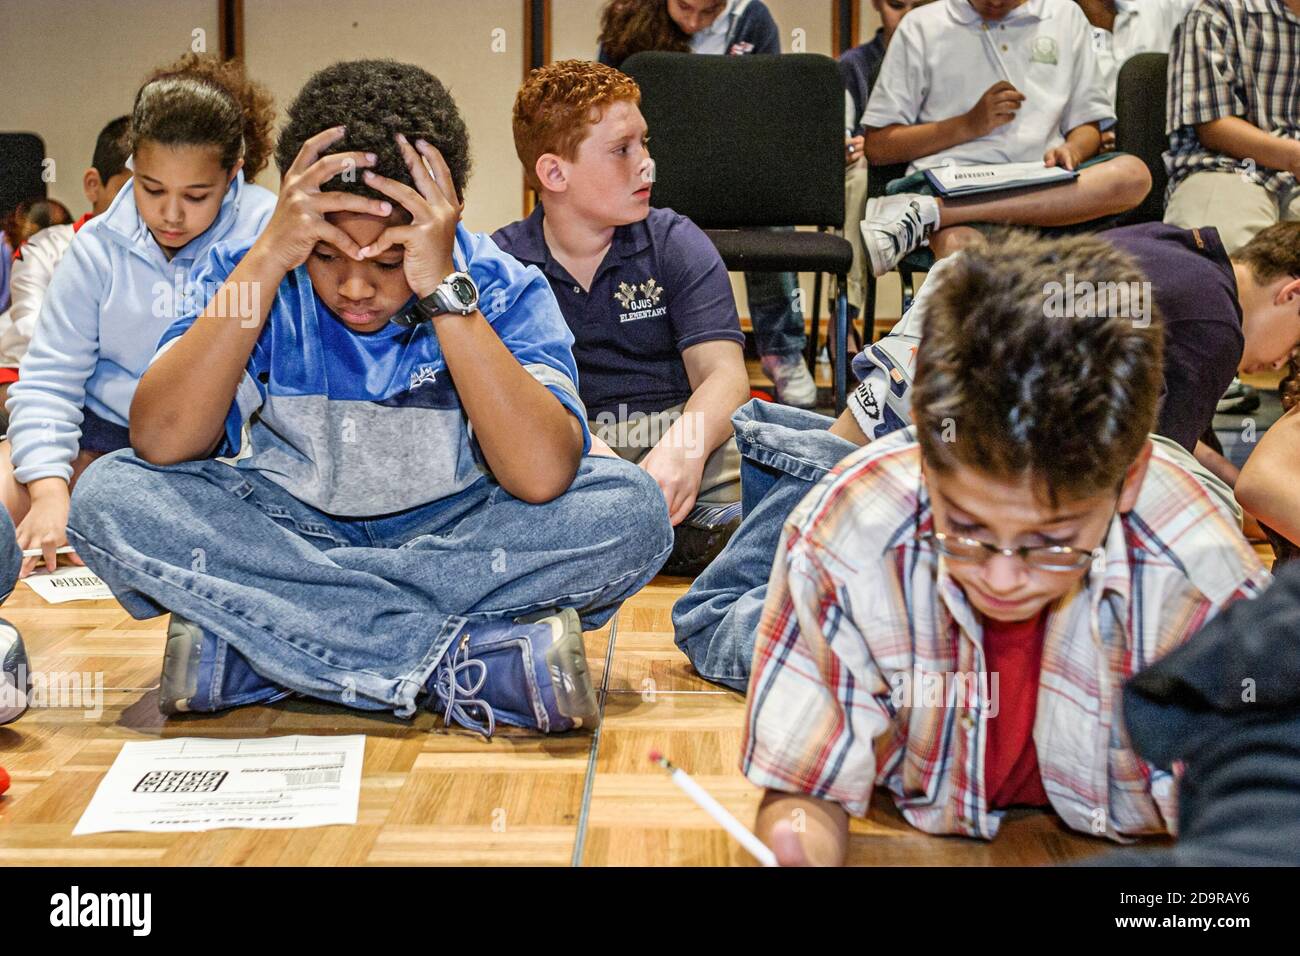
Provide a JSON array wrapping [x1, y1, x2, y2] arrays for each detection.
[[614, 278, 667, 323], [409, 364, 439, 389], [1030, 36, 1059, 65]]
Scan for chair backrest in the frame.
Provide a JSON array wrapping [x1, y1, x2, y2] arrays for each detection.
[[621, 51, 845, 229], [1114, 52, 1169, 226], [866, 159, 910, 200], [0, 133, 48, 223]]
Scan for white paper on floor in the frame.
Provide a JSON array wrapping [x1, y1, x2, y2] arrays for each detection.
[[21, 566, 115, 603], [73, 735, 367, 835]]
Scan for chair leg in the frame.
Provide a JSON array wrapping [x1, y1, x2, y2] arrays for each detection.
[[834, 282, 849, 414], [900, 266, 917, 315], [808, 271, 823, 374], [866, 269, 879, 343]]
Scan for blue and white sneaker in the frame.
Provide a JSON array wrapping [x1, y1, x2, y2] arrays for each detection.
[[0, 620, 30, 726], [425, 608, 599, 736], [861, 193, 940, 277], [160, 614, 292, 715]]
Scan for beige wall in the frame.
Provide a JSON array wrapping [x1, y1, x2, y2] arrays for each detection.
[[0, 0, 219, 216], [243, 0, 526, 234], [0, 0, 900, 322]]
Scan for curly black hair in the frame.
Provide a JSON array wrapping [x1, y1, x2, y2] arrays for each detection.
[[275, 59, 471, 205]]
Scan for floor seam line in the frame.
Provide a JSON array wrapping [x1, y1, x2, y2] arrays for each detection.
[[571, 613, 618, 867]]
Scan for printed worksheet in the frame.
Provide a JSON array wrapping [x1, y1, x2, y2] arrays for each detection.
[[22, 566, 115, 603], [73, 735, 366, 835]]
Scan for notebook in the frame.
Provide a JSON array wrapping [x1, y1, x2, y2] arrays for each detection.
[[923, 161, 1078, 198]]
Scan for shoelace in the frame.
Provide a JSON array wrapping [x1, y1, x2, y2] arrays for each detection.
[[431, 637, 495, 737]]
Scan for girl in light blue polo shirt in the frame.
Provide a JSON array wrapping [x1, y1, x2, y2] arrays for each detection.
[[2, 53, 277, 575]]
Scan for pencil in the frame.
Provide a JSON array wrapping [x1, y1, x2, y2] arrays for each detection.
[[21, 546, 76, 558], [649, 750, 779, 867]]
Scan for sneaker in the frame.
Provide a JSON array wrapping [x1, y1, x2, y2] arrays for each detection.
[[0, 621, 30, 726], [860, 193, 940, 277], [425, 608, 599, 736], [1216, 377, 1260, 415], [661, 501, 743, 577], [160, 614, 291, 715], [760, 353, 818, 409]]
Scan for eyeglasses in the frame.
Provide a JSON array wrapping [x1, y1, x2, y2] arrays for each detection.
[[915, 530, 1099, 572]]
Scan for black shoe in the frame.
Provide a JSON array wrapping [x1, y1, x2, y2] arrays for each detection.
[[660, 503, 743, 577]]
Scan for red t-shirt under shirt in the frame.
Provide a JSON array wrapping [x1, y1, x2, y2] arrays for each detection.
[[981, 609, 1051, 809]]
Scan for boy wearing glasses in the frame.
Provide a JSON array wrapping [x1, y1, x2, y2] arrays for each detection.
[[742, 230, 1270, 866]]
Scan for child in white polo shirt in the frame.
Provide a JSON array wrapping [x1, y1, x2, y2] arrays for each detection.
[[859, 0, 1151, 273], [1076, 0, 1196, 103]]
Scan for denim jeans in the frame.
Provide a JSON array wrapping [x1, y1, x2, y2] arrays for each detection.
[[66, 452, 673, 717], [0, 506, 20, 605], [671, 400, 858, 690], [745, 264, 805, 360]]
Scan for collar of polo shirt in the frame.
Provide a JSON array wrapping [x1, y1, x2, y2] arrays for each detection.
[[944, 0, 1051, 26], [514, 204, 655, 280]]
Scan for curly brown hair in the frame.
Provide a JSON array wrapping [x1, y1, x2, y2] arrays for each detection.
[[513, 60, 641, 192], [1278, 347, 1300, 412], [598, 0, 691, 68], [135, 53, 275, 178], [911, 229, 1164, 505]]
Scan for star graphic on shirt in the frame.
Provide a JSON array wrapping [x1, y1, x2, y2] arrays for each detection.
[[614, 282, 638, 309]]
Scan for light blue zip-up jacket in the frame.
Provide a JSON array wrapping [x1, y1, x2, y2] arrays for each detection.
[[5, 170, 276, 484]]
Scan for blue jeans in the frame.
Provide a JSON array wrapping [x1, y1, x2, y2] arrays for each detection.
[[671, 400, 858, 690], [66, 452, 673, 717], [0, 507, 20, 604], [746, 263, 805, 360]]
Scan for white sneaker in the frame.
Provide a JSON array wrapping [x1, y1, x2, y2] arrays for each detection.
[[761, 353, 818, 408], [0, 621, 30, 726], [860, 194, 940, 277]]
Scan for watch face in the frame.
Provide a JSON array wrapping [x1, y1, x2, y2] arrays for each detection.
[[450, 275, 477, 308]]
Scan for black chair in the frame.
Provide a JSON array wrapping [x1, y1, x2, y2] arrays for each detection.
[[0, 133, 48, 223], [621, 52, 856, 410], [1114, 53, 1170, 226]]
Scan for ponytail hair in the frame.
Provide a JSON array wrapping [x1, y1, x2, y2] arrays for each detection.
[[132, 53, 275, 178]]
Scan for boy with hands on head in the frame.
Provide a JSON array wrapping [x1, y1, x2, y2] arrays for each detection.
[[69, 60, 671, 732]]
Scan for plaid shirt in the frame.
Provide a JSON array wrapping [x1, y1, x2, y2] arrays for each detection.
[[1165, 0, 1300, 202], [742, 428, 1270, 842]]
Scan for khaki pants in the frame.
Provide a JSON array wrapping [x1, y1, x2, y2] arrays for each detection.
[[844, 157, 872, 311], [589, 402, 740, 507], [1165, 170, 1300, 254]]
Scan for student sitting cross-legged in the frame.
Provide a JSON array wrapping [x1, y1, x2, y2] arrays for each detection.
[[493, 60, 750, 576], [859, 0, 1151, 274], [740, 231, 1270, 865], [65, 60, 673, 735]]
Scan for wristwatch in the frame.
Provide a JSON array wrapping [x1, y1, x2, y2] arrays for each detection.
[[396, 271, 479, 326]]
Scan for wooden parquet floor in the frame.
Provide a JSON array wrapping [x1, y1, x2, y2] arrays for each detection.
[[7, 561, 1258, 867]]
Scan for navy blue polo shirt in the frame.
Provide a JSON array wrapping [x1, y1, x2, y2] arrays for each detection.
[[492, 205, 743, 419], [1102, 222, 1243, 454]]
